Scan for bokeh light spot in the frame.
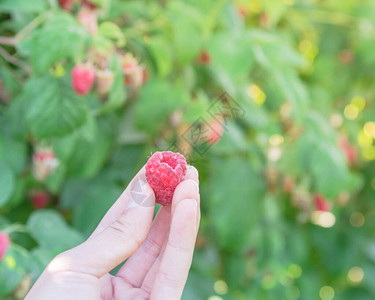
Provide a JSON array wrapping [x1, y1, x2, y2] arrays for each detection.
[[348, 267, 364, 285], [287, 264, 302, 279], [262, 274, 276, 289], [249, 0, 262, 13], [269, 134, 284, 146], [362, 146, 375, 161], [284, 0, 294, 6], [286, 286, 300, 300], [364, 122, 375, 138], [311, 211, 336, 228], [5, 255, 16, 269], [329, 113, 343, 128], [208, 296, 223, 300], [319, 286, 334, 300], [344, 104, 359, 120], [213, 280, 228, 295], [350, 212, 365, 227], [358, 130, 373, 147], [248, 84, 266, 106], [351, 96, 366, 111], [299, 40, 313, 53]]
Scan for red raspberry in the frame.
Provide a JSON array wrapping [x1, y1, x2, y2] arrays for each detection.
[[314, 194, 331, 212], [82, 0, 97, 9], [196, 49, 211, 65], [145, 151, 187, 206], [59, 0, 74, 11], [71, 64, 95, 95], [205, 118, 224, 145], [338, 136, 357, 166], [0, 232, 10, 261], [30, 190, 50, 209]]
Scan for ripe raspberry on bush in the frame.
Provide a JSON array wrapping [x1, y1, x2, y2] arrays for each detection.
[[314, 193, 331, 212], [338, 135, 357, 166], [30, 190, 50, 209], [82, 0, 97, 9], [71, 64, 95, 95], [0, 232, 10, 261], [58, 0, 74, 11], [204, 117, 224, 145], [196, 49, 211, 65], [145, 151, 187, 206]]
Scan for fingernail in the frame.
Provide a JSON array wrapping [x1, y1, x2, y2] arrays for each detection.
[[189, 178, 200, 191], [127, 178, 155, 209]]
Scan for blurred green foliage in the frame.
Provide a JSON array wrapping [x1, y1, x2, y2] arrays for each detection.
[[0, 0, 375, 299]]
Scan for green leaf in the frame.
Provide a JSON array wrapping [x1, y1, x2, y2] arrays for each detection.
[[28, 248, 54, 281], [0, 245, 29, 297], [23, 75, 89, 138], [208, 156, 266, 252], [66, 118, 113, 178], [207, 32, 254, 80], [0, 0, 46, 13], [148, 36, 173, 77], [310, 142, 352, 198], [100, 55, 126, 113], [98, 21, 125, 46], [107, 144, 145, 183], [0, 162, 15, 208], [0, 65, 22, 97], [27, 210, 84, 254], [167, 1, 203, 64], [135, 79, 189, 133], [72, 177, 122, 237], [25, 14, 88, 73], [0, 134, 27, 175]]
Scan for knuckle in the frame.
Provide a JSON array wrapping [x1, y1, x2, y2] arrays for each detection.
[[168, 240, 192, 254], [142, 236, 161, 257], [108, 216, 142, 248], [158, 268, 184, 289]]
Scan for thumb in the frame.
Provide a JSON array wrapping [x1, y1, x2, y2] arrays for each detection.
[[48, 173, 155, 278]]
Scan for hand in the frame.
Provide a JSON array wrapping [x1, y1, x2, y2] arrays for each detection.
[[25, 165, 200, 300]]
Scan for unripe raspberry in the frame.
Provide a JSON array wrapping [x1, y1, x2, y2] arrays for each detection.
[[96, 69, 114, 97], [236, 4, 248, 19], [145, 151, 187, 206], [338, 50, 354, 65], [122, 53, 145, 87], [77, 6, 98, 35], [71, 64, 95, 95], [283, 176, 295, 193], [0, 232, 10, 261], [32, 146, 59, 181]]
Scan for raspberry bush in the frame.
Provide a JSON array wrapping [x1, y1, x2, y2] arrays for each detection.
[[0, 0, 375, 299]]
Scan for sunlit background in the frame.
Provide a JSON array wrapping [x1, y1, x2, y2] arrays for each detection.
[[0, 0, 375, 299]]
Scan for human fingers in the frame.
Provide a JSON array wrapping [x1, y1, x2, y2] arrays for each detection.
[[144, 179, 200, 299], [46, 171, 155, 278]]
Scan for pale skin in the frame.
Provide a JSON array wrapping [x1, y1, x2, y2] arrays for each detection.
[[25, 165, 200, 300]]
